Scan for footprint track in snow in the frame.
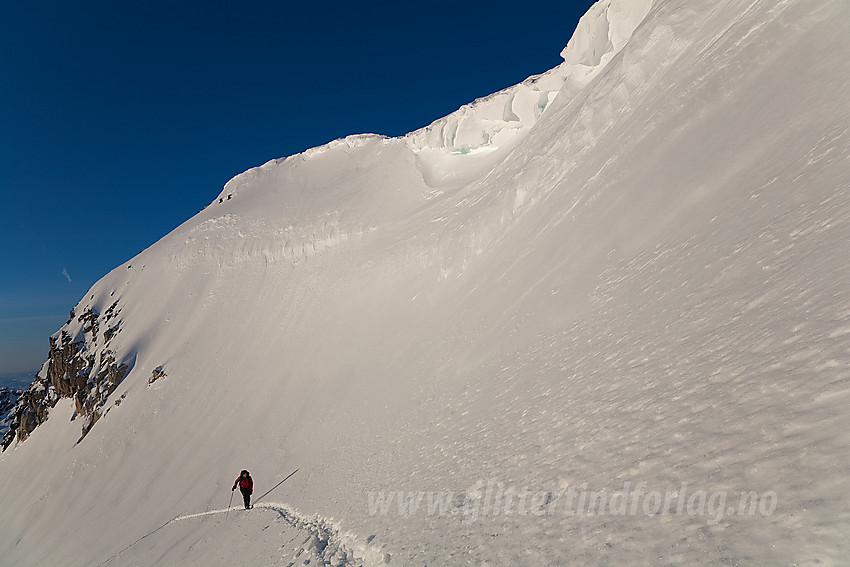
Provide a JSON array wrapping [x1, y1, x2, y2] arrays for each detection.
[[100, 502, 386, 566], [176, 502, 380, 566]]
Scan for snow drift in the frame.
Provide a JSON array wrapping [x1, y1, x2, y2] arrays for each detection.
[[2, 0, 849, 565]]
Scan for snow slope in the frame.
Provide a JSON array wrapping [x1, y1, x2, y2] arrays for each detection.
[[2, 0, 849, 565]]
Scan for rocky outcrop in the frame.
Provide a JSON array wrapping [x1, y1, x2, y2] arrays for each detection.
[[2, 304, 129, 450], [0, 387, 22, 439]]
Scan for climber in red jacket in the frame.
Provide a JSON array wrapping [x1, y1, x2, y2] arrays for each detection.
[[232, 469, 254, 509]]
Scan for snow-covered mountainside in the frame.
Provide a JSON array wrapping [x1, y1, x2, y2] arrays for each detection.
[[2, 0, 849, 565]]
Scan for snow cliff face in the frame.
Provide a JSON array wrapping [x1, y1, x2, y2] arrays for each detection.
[[405, 0, 653, 187], [2, 1, 850, 566]]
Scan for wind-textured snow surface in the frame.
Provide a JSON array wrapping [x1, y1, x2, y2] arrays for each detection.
[[2, 0, 849, 565]]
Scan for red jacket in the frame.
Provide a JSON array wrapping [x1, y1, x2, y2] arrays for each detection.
[[234, 475, 253, 492]]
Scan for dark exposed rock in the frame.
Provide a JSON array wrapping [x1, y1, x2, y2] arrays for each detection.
[[0, 389, 17, 414], [148, 366, 166, 385], [78, 308, 99, 338], [0, 388, 23, 439], [2, 304, 130, 451], [1, 376, 56, 450], [104, 324, 119, 343]]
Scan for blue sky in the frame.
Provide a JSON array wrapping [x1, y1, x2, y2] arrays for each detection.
[[0, 0, 595, 375]]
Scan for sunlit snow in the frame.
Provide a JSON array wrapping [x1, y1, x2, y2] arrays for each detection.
[[1, 1, 848, 565]]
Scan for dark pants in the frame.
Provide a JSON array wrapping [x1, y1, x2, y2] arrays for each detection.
[[240, 487, 252, 508]]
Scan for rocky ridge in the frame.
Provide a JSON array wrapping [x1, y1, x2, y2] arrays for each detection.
[[2, 302, 129, 450]]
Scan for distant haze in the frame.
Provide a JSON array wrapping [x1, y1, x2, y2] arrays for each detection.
[[0, 372, 36, 390]]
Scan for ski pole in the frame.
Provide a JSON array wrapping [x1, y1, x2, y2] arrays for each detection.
[[254, 469, 298, 504], [225, 488, 235, 521]]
